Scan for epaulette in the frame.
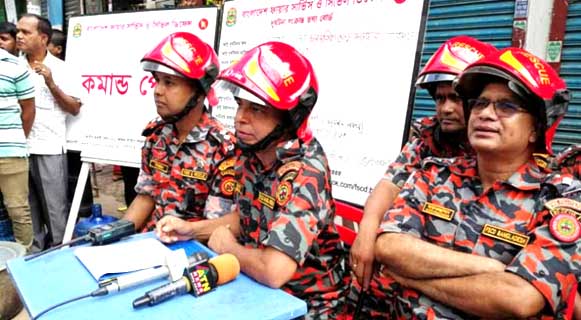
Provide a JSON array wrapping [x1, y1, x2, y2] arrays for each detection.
[[552, 145, 581, 169], [533, 152, 553, 170], [420, 156, 455, 169], [141, 118, 165, 137], [208, 127, 236, 153]]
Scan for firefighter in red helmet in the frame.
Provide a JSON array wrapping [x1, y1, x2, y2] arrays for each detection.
[[157, 41, 350, 319], [124, 32, 239, 237], [373, 47, 580, 318], [349, 37, 498, 311]]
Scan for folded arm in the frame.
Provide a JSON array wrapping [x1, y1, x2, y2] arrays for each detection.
[[387, 269, 545, 318], [375, 232, 505, 279]]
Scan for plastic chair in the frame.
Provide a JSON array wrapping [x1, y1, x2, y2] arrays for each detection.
[[335, 201, 363, 246]]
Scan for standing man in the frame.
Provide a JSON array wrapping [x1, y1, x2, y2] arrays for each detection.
[[157, 42, 350, 318], [0, 48, 35, 249], [16, 14, 82, 251], [123, 32, 238, 234], [350, 36, 497, 292], [0, 22, 18, 56]]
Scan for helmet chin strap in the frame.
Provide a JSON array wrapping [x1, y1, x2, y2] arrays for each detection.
[[161, 92, 202, 123], [236, 124, 288, 153]]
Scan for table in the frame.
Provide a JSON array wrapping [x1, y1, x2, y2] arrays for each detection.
[[7, 233, 307, 320]]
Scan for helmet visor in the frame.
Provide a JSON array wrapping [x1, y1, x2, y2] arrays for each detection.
[[215, 80, 267, 106], [416, 73, 456, 87], [141, 61, 184, 78]]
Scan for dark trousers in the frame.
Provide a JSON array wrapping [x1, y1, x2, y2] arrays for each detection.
[[121, 166, 139, 206]]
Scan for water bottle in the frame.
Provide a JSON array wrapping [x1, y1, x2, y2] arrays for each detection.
[[0, 192, 15, 242], [74, 203, 119, 238]]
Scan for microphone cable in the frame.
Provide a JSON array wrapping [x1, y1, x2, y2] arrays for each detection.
[[31, 288, 108, 320], [24, 235, 89, 261]]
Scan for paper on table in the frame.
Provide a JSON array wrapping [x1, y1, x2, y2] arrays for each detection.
[[74, 237, 171, 281]]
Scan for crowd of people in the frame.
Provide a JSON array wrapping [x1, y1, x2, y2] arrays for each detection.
[[0, 15, 81, 253], [0, 11, 580, 320]]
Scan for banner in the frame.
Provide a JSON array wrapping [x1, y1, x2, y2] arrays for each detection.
[[214, 0, 426, 205], [65, 8, 219, 166]]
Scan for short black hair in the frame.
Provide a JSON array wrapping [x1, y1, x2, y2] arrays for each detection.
[[21, 14, 52, 43], [0, 22, 16, 39], [50, 29, 65, 47]]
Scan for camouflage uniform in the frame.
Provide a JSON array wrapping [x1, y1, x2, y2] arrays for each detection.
[[346, 117, 473, 315], [367, 156, 581, 319], [135, 112, 238, 231], [234, 137, 349, 319], [552, 144, 580, 179], [383, 116, 472, 188]]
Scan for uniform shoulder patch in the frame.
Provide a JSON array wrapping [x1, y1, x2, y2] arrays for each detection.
[[550, 213, 581, 242], [277, 161, 303, 179], [276, 181, 293, 207], [142, 118, 165, 137], [218, 158, 237, 177], [544, 198, 581, 219], [220, 177, 237, 196]]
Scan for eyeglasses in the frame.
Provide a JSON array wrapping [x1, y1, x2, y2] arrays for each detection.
[[467, 98, 527, 118], [434, 93, 461, 105]]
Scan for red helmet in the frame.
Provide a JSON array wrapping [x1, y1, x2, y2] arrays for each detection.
[[217, 41, 318, 141], [141, 32, 219, 94], [454, 47, 570, 154], [416, 36, 497, 89]]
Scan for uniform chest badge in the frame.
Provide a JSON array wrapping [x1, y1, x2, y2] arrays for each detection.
[[149, 159, 169, 173], [421, 202, 455, 221], [276, 181, 293, 207], [550, 213, 581, 243], [220, 177, 237, 196], [181, 168, 208, 181], [481, 224, 530, 248], [258, 192, 275, 209]]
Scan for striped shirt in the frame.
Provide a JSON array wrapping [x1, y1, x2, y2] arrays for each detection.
[[0, 49, 34, 157]]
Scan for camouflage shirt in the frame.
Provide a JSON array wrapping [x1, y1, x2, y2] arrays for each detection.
[[234, 137, 349, 319], [383, 116, 472, 188], [135, 112, 238, 231], [552, 144, 580, 179], [372, 156, 581, 319]]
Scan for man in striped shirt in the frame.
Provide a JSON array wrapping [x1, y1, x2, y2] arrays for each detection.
[[0, 48, 35, 249]]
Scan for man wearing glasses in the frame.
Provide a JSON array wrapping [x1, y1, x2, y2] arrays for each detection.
[[373, 48, 580, 318], [348, 36, 497, 315]]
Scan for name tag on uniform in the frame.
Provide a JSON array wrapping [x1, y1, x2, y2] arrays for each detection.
[[421, 202, 455, 221], [258, 192, 275, 209], [149, 159, 169, 173], [481, 224, 529, 248], [181, 169, 208, 181]]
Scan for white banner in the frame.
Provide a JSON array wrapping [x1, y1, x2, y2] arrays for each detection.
[[65, 8, 219, 166], [214, 0, 426, 205]]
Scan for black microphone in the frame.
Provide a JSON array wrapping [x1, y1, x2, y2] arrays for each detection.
[[132, 253, 240, 308]]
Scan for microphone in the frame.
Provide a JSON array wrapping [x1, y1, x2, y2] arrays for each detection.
[[132, 253, 240, 308], [92, 250, 198, 296]]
